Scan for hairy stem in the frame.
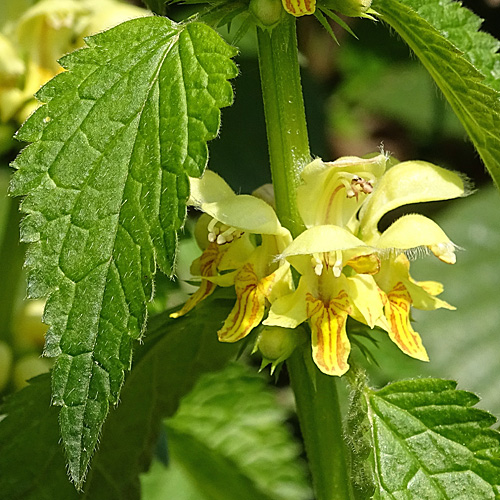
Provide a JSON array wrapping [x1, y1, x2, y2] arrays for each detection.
[[257, 15, 353, 500], [257, 16, 309, 237], [288, 347, 354, 500]]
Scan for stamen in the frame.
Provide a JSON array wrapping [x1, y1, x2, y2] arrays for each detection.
[[207, 218, 220, 243], [348, 175, 374, 200], [216, 226, 240, 245], [331, 250, 343, 278], [312, 254, 324, 276]]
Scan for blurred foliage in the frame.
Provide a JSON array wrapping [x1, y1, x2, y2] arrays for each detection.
[[142, 362, 311, 500], [0, 0, 149, 125]]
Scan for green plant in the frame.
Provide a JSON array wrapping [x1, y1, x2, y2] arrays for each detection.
[[2, 0, 500, 498]]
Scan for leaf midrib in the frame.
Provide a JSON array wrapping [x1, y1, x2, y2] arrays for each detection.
[[366, 390, 451, 499], [57, 27, 183, 475]]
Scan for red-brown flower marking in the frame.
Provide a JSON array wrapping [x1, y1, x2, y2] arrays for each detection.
[[170, 242, 223, 319], [306, 290, 352, 376], [218, 263, 278, 343], [282, 0, 316, 16], [384, 282, 429, 361]]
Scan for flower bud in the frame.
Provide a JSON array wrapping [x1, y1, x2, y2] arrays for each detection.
[[249, 0, 284, 28], [320, 0, 372, 17], [254, 326, 304, 373], [12, 300, 48, 351], [13, 354, 52, 390]]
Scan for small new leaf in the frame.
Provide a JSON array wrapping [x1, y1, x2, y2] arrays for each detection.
[[10, 16, 237, 487], [373, 0, 500, 190], [365, 378, 500, 498]]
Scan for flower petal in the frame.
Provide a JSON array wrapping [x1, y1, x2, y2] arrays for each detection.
[[170, 243, 221, 318], [412, 279, 444, 296], [218, 263, 278, 343], [190, 171, 286, 235], [282, 0, 316, 16], [281, 225, 372, 258], [203, 196, 285, 235], [347, 274, 385, 328], [264, 277, 309, 329], [384, 282, 429, 362], [359, 161, 465, 243], [404, 279, 456, 311], [298, 154, 387, 228], [377, 214, 456, 264], [189, 170, 235, 206], [346, 253, 380, 275], [306, 291, 352, 376]]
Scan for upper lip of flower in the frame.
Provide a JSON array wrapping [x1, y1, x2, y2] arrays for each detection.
[[296, 153, 387, 230], [188, 170, 290, 238], [358, 159, 466, 244]]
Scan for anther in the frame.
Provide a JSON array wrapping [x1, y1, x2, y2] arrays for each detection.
[[312, 254, 324, 276]]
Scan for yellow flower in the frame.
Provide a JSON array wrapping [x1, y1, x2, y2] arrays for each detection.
[[264, 225, 383, 376], [171, 171, 293, 344], [173, 155, 466, 376], [280, 0, 373, 18], [281, 0, 316, 16], [356, 160, 465, 361], [0, 0, 149, 123], [296, 153, 387, 230], [266, 155, 466, 375]]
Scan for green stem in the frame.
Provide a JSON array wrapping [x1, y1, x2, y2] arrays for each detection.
[[257, 16, 309, 237], [257, 15, 353, 500], [288, 348, 354, 500]]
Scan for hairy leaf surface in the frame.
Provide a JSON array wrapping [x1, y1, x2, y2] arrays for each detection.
[[365, 379, 500, 499], [373, 0, 500, 189], [9, 15, 237, 486], [400, 0, 500, 91], [0, 296, 239, 499]]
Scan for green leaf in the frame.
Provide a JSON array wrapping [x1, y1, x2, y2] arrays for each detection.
[[82, 297, 240, 499], [164, 362, 312, 500], [399, 0, 500, 92], [365, 378, 500, 499], [9, 16, 237, 487], [372, 0, 500, 189], [141, 458, 205, 500], [0, 295, 239, 499]]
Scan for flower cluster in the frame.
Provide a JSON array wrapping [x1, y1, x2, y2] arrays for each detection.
[[0, 0, 148, 124], [172, 154, 465, 376]]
